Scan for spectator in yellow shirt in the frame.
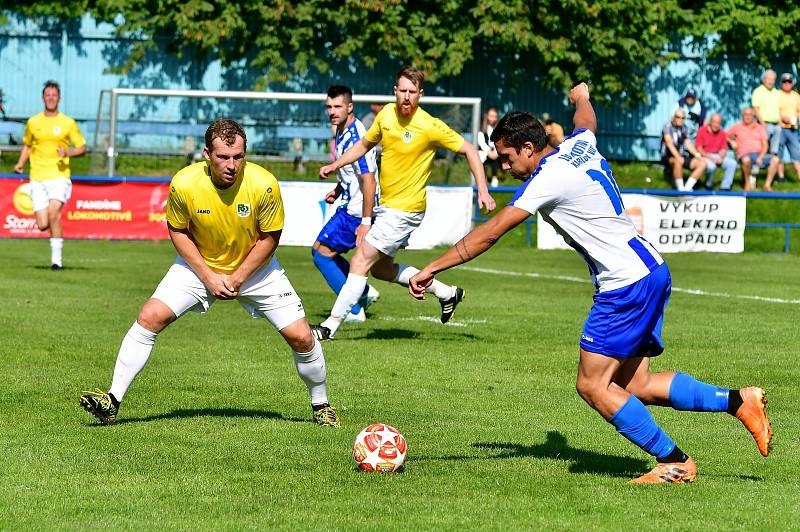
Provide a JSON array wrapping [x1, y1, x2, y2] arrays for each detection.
[[751, 69, 781, 188], [766, 72, 800, 190], [14, 80, 86, 270]]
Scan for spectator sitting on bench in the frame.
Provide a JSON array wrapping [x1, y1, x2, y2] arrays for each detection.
[[660, 107, 706, 191], [726, 107, 779, 192], [696, 113, 737, 190]]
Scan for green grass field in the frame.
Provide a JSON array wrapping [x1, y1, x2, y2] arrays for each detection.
[[1, 238, 799, 529]]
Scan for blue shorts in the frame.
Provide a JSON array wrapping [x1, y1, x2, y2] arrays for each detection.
[[580, 262, 671, 359], [316, 208, 360, 253]]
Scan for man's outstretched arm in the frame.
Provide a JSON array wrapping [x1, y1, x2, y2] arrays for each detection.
[[569, 83, 597, 134], [320, 138, 377, 178], [409, 205, 530, 299]]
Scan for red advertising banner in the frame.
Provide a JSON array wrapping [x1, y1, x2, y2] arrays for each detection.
[[0, 176, 170, 240]]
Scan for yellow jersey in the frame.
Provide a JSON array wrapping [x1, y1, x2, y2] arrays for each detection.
[[166, 161, 284, 273], [22, 112, 86, 181], [364, 103, 464, 212], [778, 90, 800, 129], [751, 85, 781, 124]]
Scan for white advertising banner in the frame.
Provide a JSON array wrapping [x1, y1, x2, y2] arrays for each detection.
[[280, 181, 474, 248], [537, 193, 747, 253]]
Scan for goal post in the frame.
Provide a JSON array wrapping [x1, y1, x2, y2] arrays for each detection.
[[93, 88, 481, 180]]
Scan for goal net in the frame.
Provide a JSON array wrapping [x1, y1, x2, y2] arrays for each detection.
[[89, 88, 481, 182]]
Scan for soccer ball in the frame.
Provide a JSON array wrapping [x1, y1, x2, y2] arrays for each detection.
[[352, 423, 407, 473]]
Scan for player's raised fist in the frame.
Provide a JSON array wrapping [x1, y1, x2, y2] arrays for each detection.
[[569, 83, 590, 105]]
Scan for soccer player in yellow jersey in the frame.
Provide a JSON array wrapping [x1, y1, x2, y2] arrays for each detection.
[[80, 119, 339, 427], [14, 80, 86, 270], [312, 66, 496, 340]]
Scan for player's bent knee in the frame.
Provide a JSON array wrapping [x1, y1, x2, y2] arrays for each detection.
[[280, 318, 315, 352], [137, 298, 176, 333], [369, 256, 397, 281], [575, 377, 599, 405], [371, 263, 396, 282], [621, 376, 649, 399]]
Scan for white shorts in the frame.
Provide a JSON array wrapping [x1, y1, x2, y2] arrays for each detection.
[[365, 205, 425, 257], [29, 178, 72, 212], [151, 256, 306, 330]]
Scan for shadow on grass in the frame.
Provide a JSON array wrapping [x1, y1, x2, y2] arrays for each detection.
[[102, 407, 309, 426], [426, 431, 649, 477], [347, 328, 478, 341], [33, 264, 91, 271], [361, 328, 420, 340]]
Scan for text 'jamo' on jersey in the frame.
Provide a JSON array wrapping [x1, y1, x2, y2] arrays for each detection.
[[166, 161, 284, 273], [22, 112, 86, 181], [364, 103, 464, 212], [335, 118, 379, 217], [509, 129, 664, 292]]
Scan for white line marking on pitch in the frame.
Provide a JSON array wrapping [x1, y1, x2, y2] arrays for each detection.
[[460, 266, 800, 305], [375, 316, 488, 327]]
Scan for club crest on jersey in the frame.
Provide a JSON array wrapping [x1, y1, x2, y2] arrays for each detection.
[[53, 127, 62, 135], [402, 130, 413, 143], [236, 203, 251, 217]]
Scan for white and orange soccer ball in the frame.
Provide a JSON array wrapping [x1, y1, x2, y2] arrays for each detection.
[[352, 423, 407, 473]]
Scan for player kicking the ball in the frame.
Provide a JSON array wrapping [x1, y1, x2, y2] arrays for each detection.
[[80, 118, 339, 427], [410, 83, 772, 484], [311, 66, 496, 341]]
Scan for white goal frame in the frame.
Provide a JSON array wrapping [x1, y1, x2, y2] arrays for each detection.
[[105, 88, 482, 177]]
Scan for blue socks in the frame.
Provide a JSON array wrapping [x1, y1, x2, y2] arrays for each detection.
[[609, 395, 676, 460], [608, 373, 729, 460], [668, 372, 729, 412], [312, 249, 363, 314]]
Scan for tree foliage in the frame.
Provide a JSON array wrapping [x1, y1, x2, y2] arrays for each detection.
[[692, 0, 800, 64], [1, 1, 798, 104]]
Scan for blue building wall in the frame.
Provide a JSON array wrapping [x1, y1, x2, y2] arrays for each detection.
[[1, 13, 796, 160]]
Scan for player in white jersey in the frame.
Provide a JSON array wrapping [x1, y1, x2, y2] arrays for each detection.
[[409, 83, 772, 484], [312, 86, 380, 322]]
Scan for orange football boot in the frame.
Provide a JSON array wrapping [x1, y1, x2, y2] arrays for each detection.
[[735, 387, 773, 457], [630, 456, 697, 484]]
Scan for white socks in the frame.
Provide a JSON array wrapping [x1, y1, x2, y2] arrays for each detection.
[[109, 321, 157, 401], [107, 321, 329, 407], [674, 178, 685, 191], [325, 273, 368, 334], [323, 266, 456, 336], [684, 177, 697, 191], [293, 338, 328, 406], [50, 238, 63, 267], [394, 264, 455, 300]]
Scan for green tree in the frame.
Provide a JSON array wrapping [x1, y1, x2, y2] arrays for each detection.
[[692, 0, 800, 65], [1, 1, 798, 104]]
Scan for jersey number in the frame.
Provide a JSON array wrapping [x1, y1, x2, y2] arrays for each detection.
[[586, 159, 623, 215]]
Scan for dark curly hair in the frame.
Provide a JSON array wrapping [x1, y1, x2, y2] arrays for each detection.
[[205, 118, 247, 151]]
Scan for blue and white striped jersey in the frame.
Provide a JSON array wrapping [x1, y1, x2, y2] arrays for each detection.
[[509, 129, 663, 292], [335, 118, 379, 217]]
